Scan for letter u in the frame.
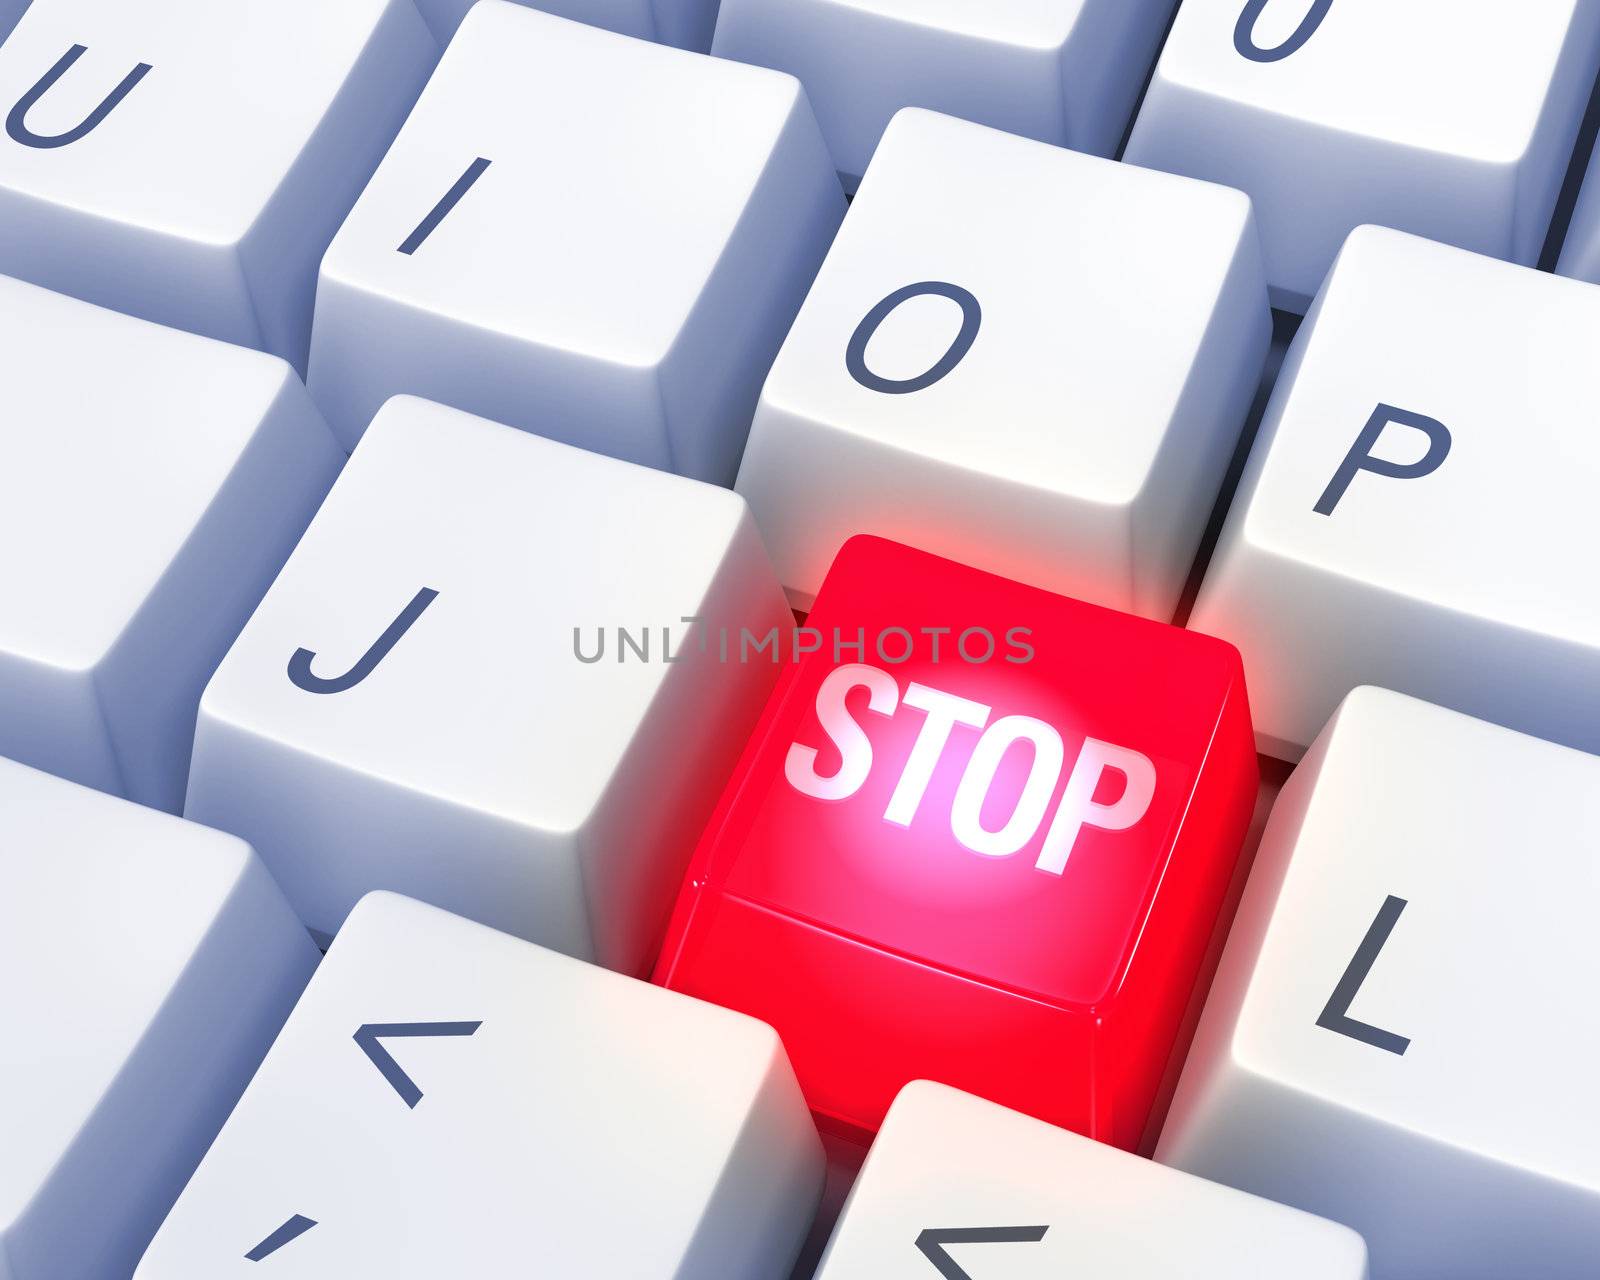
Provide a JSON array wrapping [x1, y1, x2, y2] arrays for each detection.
[[7, 45, 152, 149]]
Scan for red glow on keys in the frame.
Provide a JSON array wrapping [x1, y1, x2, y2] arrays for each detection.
[[653, 537, 1258, 1149]]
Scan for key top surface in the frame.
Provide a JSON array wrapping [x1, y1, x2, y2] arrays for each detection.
[[1158, 685, 1600, 1280], [712, 0, 1176, 187], [187, 395, 791, 971], [0, 275, 342, 812], [0, 757, 318, 1280], [308, 1, 843, 481], [1126, 0, 1600, 310], [1190, 224, 1600, 760], [133, 891, 824, 1280], [814, 1080, 1367, 1279], [737, 107, 1270, 616], [654, 535, 1259, 1145], [0, 0, 437, 367]]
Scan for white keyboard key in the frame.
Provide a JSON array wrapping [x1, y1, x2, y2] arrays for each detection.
[[308, 2, 843, 482], [186, 396, 791, 969], [816, 1081, 1366, 1278], [0, 757, 319, 1280], [1556, 131, 1600, 283], [1189, 225, 1600, 760], [712, 0, 1176, 187], [1159, 686, 1600, 1280], [0, 276, 342, 812], [412, 0, 719, 49], [736, 108, 1270, 616], [134, 891, 824, 1279], [0, 0, 436, 368], [1125, 0, 1600, 310]]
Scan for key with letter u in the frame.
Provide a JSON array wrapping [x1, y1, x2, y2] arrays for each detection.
[[1125, 0, 1600, 310], [0, 757, 318, 1280], [814, 1081, 1368, 1279], [133, 891, 824, 1279], [1189, 224, 1600, 760], [1159, 686, 1600, 1280], [0, 0, 437, 369], [308, 1, 843, 482], [186, 395, 791, 971]]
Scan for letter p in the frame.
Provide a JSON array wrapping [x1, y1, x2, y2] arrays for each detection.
[[1315, 404, 1452, 516]]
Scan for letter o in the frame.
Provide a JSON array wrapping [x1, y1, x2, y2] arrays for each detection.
[[846, 281, 982, 394]]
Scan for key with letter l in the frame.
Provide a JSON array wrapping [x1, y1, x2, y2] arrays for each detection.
[[814, 1081, 1367, 1278], [1159, 685, 1600, 1280], [654, 535, 1259, 1146], [1125, 0, 1600, 310], [308, 1, 843, 482], [0, 0, 436, 369], [0, 275, 342, 812], [133, 892, 823, 1279], [736, 107, 1270, 616], [1189, 224, 1600, 760], [711, 0, 1176, 188], [186, 396, 791, 971], [0, 757, 318, 1280]]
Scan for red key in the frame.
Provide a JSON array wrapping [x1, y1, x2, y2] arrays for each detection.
[[653, 537, 1258, 1149]]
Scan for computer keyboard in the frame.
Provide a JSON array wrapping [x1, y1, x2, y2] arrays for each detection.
[[4, 1, 1600, 1278]]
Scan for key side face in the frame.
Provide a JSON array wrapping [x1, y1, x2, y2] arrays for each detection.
[[815, 1081, 1368, 1278], [655, 536, 1259, 1138], [711, 0, 1178, 183]]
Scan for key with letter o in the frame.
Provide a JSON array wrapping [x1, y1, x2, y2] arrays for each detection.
[[711, 0, 1176, 187], [133, 892, 823, 1279], [1159, 686, 1600, 1280], [813, 1081, 1368, 1278], [1190, 224, 1600, 760], [0, 275, 342, 812], [0, 0, 436, 368], [0, 757, 318, 1280], [308, 1, 843, 481], [1125, 0, 1600, 310], [186, 395, 791, 971], [736, 108, 1270, 616], [654, 535, 1259, 1145]]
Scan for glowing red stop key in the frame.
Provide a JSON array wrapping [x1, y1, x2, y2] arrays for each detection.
[[653, 537, 1258, 1149]]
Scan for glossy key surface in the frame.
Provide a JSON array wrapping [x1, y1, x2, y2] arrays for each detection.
[[655, 536, 1259, 1145]]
